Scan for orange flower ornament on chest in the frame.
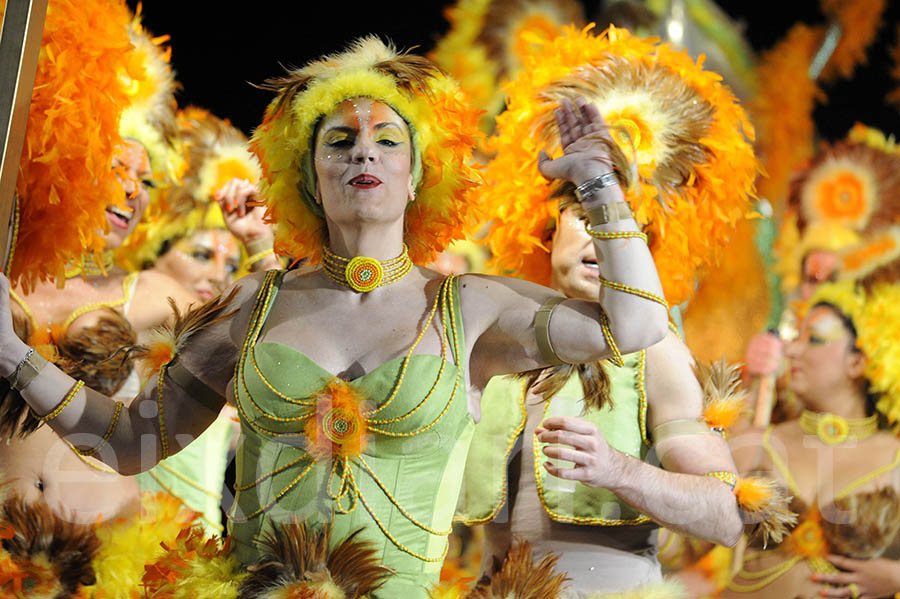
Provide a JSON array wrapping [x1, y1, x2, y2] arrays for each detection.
[[304, 379, 369, 460]]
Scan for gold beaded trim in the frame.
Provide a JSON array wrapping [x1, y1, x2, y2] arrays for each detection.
[[322, 244, 413, 293], [706, 471, 738, 489], [61, 272, 140, 332], [157, 366, 170, 459], [76, 401, 123, 457], [41, 380, 84, 422], [231, 270, 463, 563], [799, 410, 878, 446], [65, 251, 115, 279], [244, 248, 275, 270], [636, 350, 650, 447], [581, 226, 668, 367], [532, 395, 650, 527]]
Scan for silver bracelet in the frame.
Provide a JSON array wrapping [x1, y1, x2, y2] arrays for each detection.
[[8, 347, 48, 391], [574, 172, 619, 202]]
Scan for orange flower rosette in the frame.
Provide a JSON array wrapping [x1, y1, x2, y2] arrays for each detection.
[[304, 380, 369, 460]]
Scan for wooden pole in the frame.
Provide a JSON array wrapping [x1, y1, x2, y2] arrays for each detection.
[[0, 0, 48, 273]]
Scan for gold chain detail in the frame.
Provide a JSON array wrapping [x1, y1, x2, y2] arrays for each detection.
[[75, 401, 123, 457], [61, 271, 139, 331], [41, 380, 84, 422]]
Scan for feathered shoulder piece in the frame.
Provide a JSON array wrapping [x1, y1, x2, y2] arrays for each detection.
[[251, 36, 483, 266], [821, 487, 900, 559], [239, 520, 392, 599], [468, 539, 568, 599], [479, 25, 758, 305], [697, 359, 748, 434]]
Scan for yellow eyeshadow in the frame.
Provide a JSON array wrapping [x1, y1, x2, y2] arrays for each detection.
[[374, 131, 405, 144], [322, 131, 352, 145]]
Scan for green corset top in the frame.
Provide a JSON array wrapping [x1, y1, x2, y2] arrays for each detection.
[[230, 271, 474, 598]]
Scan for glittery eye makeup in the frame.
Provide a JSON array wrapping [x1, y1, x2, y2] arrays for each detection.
[[799, 310, 848, 345]]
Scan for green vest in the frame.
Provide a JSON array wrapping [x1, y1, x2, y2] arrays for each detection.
[[457, 351, 651, 526], [135, 412, 235, 534]]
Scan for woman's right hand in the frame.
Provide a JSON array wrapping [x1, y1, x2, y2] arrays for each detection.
[[744, 332, 783, 378], [0, 272, 28, 377], [537, 97, 616, 186]]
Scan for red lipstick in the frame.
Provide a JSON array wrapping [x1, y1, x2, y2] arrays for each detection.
[[348, 174, 382, 188]]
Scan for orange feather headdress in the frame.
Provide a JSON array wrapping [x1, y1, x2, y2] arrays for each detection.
[[251, 37, 483, 266], [479, 25, 758, 306], [7, 0, 179, 290]]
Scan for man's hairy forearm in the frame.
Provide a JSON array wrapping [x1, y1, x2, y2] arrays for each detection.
[[605, 450, 743, 546]]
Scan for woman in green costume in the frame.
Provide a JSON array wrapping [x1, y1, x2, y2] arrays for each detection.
[[0, 37, 668, 597]]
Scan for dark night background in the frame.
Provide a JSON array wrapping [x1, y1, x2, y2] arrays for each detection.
[[128, 0, 900, 142]]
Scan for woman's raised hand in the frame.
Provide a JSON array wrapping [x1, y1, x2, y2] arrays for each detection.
[[214, 177, 272, 247], [538, 97, 615, 186]]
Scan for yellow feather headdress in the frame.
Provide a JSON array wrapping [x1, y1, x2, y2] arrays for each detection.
[[119, 8, 181, 183], [480, 25, 759, 305], [117, 107, 253, 270], [810, 281, 900, 432], [774, 127, 900, 293], [430, 0, 583, 134], [251, 36, 483, 266]]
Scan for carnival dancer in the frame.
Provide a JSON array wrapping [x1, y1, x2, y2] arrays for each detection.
[[742, 125, 900, 426], [117, 106, 283, 534], [0, 37, 668, 598], [0, 0, 198, 526], [715, 277, 900, 599], [455, 25, 788, 597]]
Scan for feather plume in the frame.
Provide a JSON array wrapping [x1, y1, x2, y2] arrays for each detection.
[[820, 487, 900, 559], [468, 539, 568, 599], [735, 477, 798, 548], [820, 0, 886, 81], [1, 492, 101, 596], [696, 359, 748, 433], [136, 287, 239, 377], [239, 521, 391, 599]]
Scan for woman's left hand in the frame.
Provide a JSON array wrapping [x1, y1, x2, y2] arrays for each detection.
[[214, 178, 271, 247], [536, 416, 621, 488], [810, 555, 900, 598], [537, 97, 615, 186]]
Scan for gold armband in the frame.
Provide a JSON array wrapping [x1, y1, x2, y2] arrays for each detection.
[[40, 380, 84, 422], [534, 296, 567, 366], [705, 471, 738, 490], [652, 418, 715, 443]]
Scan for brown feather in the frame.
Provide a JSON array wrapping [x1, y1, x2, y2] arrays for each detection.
[[469, 539, 568, 599], [695, 358, 748, 432], [1, 309, 138, 440], [134, 287, 240, 373], [239, 520, 392, 599], [1, 491, 101, 597], [821, 487, 900, 559]]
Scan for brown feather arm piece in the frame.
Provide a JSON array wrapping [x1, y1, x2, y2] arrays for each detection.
[[134, 287, 239, 376], [1, 490, 101, 597], [239, 520, 392, 599], [821, 487, 900, 559], [469, 539, 569, 599]]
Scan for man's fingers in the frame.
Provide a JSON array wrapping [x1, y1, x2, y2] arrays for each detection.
[[543, 445, 591, 465], [537, 429, 593, 451], [541, 416, 598, 435]]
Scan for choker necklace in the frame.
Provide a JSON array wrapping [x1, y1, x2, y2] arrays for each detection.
[[322, 244, 413, 293], [65, 252, 115, 278], [799, 409, 878, 445]]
